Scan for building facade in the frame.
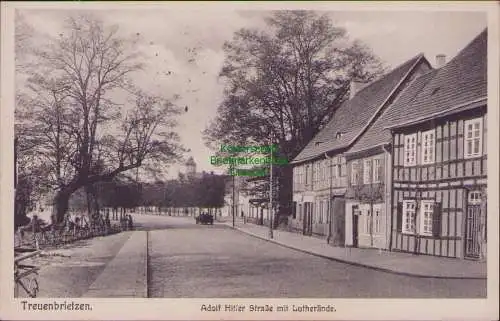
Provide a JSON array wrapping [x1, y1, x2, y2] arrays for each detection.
[[387, 29, 487, 259], [343, 59, 433, 249], [291, 53, 430, 245]]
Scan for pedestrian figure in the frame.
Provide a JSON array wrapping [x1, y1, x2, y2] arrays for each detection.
[[127, 214, 133, 230]]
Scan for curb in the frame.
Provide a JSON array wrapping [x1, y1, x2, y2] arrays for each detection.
[[228, 225, 487, 280]]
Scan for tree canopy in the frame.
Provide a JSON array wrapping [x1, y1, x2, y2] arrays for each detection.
[[15, 14, 185, 222], [204, 11, 385, 221]]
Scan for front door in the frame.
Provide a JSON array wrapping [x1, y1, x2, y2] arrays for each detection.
[[465, 204, 482, 259], [465, 190, 485, 259], [303, 202, 313, 236], [352, 205, 360, 248]]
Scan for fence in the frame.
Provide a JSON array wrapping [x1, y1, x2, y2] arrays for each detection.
[[15, 211, 134, 250]]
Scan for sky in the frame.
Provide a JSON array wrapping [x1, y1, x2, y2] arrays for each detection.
[[14, 5, 487, 180]]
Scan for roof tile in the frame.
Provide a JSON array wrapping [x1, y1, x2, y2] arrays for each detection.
[[293, 53, 424, 163], [348, 28, 487, 154]]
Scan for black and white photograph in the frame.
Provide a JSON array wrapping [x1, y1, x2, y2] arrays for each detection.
[[1, 1, 498, 320]]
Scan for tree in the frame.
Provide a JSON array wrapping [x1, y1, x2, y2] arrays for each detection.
[[16, 14, 184, 223], [204, 11, 384, 225]]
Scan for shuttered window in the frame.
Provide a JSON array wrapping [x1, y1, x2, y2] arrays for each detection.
[[363, 159, 372, 184], [464, 118, 482, 158], [404, 133, 417, 166], [420, 201, 434, 236], [421, 129, 435, 164], [402, 200, 416, 234], [351, 161, 360, 185], [373, 158, 382, 183]]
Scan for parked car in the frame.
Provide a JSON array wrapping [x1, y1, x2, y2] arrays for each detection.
[[195, 213, 214, 225]]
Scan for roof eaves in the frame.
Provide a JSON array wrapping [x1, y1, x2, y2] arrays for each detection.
[[291, 145, 348, 165], [385, 97, 487, 130], [345, 142, 391, 156]]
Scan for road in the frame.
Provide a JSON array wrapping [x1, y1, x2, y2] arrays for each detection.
[[132, 214, 486, 298]]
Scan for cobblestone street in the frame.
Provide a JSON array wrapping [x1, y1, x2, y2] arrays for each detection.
[[143, 215, 486, 298]]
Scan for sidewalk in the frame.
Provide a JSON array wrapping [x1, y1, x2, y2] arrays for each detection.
[[30, 231, 132, 297], [82, 231, 148, 297], [225, 221, 487, 279]]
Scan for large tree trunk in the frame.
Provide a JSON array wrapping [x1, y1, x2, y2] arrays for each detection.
[[53, 190, 71, 224]]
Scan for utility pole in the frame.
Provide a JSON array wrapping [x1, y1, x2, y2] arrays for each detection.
[[231, 163, 235, 228], [269, 132, 274, 239]]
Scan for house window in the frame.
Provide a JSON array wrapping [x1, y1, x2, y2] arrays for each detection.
[[420, 201, 434, 236], [363, 159, 372, 184], [421, 129, 435, 164], [292, 201, 297, 219], [404, 133, 417, 166], [468, 191, 482, 205], [340, 157, 347, 177], [402, 200, 416, 234], [373, 158, 382, 183], [464, 118, 483, 158], [351, 161, 360, 185]]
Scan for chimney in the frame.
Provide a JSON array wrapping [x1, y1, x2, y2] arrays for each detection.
[[350, 80, 369, 99], [436, 54, 446, 68]]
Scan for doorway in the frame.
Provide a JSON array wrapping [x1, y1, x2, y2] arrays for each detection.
[[352, 205, 360, 248], [303, 202, 313, 236], [465, 190, 485, 259]]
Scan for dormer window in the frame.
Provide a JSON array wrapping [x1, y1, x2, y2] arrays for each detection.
[[336, 132, 343, 139]]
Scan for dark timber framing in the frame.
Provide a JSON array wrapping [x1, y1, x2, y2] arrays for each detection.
[[390, 106, 487, 259]]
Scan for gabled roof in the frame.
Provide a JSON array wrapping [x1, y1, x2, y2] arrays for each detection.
[[386, 29, 487, 130], [292, 53, 427, 164], [348, 69, 438, 154]]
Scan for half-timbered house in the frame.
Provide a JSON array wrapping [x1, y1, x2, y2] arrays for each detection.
[[386, 29, 487, 259], [290, 53, 430, 245]]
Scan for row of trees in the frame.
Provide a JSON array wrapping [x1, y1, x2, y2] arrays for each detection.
[[60, 173, 227, 214], [204, 11, 386, 226]]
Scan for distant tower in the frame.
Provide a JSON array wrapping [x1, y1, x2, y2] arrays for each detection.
[[186, 156, 196, 178]]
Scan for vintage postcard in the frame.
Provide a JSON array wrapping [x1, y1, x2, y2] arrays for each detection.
[[1, 1, 498, 320]]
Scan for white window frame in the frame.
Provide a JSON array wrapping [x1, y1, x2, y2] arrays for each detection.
[[421, 129, 436, 165], [373, 158, 382, 183], [464, 118, 483, 159], [363, 159, 372, 184], [468, 191, 482, 205], [403, 133, 417, 166], [420, 201, 434, 236], [402, 200, 417, 234], [351, 160, 360, 185]]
